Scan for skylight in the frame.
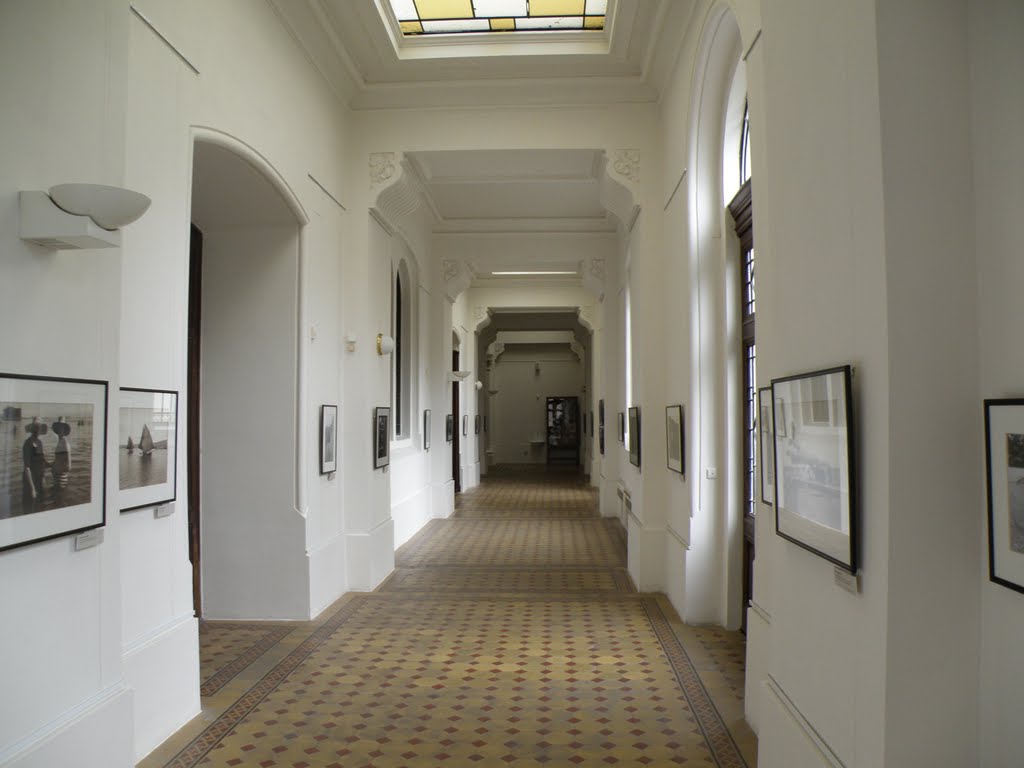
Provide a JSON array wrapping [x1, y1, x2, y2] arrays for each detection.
[[387, 0, 607, 36]]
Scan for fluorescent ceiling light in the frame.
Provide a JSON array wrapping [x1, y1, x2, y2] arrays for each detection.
[[490, 270, 577, 276]]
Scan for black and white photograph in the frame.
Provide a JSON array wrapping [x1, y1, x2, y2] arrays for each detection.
[[0, 373, 107, 552], [474, 414, 480, 435], [598, 400, 605, 455], [374, 406, 390, 469], [120, 388, 178, 511], [758, 387, 774, 505], [666, 405, 684, 475], [423, 409, 431, 451], [772, 366, 857, 571], [320, 404, 338, 475], [618, 412, 625, 444], [984, 399, 1024, 593], [446, 414, 453, 442], [628, 406, 641, 468]]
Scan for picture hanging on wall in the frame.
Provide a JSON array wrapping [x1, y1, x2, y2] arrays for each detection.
[[984, 399, 1024, 594], [618, 412, 625, 444], [582, 413, 587, 435], [628, 406, 641, 468], [0, 372, 107, 552], [665, 405, 684, 475], [758, 387, 774, 505], [474, 414, 480, 435], [319, 404, 338, 475], [463, 415, 469, 436], [446, 414, 453, 442], [598, 399, 605, 455], [423, 409, 431, 451], [120, 388, 178, 511], [374, 406, 390, 469], [590, 411, 594, 438], [772, 365, 857, 571]]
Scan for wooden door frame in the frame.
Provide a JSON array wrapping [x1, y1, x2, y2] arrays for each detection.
[[187, 224, 203, 618], [452, 350, 460, 493]]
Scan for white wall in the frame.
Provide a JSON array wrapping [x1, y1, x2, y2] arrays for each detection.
[[491, 345, 585, 465], [0, 2, 134, 766], [972, 2, 1024, 765]]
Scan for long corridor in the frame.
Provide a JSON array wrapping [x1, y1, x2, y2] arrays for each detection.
[[142, 468, 756, 767]]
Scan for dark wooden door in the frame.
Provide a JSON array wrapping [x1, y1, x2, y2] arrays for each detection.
[[452, 350, 460, 493], [187, 224, 203, 618]]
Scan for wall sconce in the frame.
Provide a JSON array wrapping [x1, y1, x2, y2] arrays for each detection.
[[377, 333, 395, 355], [534, 362, 541, 375], [451, 370, 472, 381], [475, 380, 483, 391], [20, 183, 151, 250]]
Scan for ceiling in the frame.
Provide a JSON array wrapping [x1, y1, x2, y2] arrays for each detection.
[[269, 0, 695, 109], [407, 149, 613, 233]]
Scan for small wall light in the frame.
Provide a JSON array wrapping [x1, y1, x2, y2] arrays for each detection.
[[451, 370, 472, 381], [377, 333, 395, 355], [20, 183, 151, 250], [534, 362, 541, 375], [475, 380, 483, 391]]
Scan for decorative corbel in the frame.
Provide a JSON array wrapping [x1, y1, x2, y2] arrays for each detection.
[[598, 150, 641, 232]]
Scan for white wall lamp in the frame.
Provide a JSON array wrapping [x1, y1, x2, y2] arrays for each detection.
[[376, 333, 395, 355], [451, 370, 472, 381], [20, 183, 151, 250], [475, 380, 483, 391]]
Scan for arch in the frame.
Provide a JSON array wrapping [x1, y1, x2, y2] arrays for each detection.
[[685, 4, 745, 629], [188, 128, 310, 619]]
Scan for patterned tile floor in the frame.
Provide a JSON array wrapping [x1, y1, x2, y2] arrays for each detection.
[[141, 466, 756, 767]]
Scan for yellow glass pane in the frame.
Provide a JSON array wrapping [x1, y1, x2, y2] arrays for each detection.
[[529, 0, 585, 16], [400, 20, 424, 33], [415, 0, 474, 20], [490, 18, 516, 30], [583, 14, 603, 28]]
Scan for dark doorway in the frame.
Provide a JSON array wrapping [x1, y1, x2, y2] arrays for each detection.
[[452, 350, 460, 493], [187, 224, 203, 617]]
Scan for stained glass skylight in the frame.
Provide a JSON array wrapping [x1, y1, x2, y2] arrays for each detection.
[[387, 0, 606, 36]]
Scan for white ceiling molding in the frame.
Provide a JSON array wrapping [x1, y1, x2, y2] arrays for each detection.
[[598, 150, 641, 231], [370, 151, 437, 233], [269, 0, 692, 110], [441, 258, 473, 302], [580, 257, 607, 300], [577, 304, 600, 332]]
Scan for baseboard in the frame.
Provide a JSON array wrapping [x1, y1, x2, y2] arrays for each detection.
[[626, 517, 665, 592], [0, 683, 134, 768], [345, 518, 395, 592]]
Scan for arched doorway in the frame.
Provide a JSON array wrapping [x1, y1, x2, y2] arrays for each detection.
[[188, 132, 309, 620]]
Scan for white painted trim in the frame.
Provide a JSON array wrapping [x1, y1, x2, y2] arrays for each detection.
[[765, 676, 847, 768], [306, 530, 346, 557], [0, 683, 131, 765], [749, 599, 771, 624], [121, 613, 195, 656], [666, 523, 690, 549]]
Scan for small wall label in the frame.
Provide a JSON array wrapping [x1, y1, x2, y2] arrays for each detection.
[[834, 565, 860, 594], [74, 528, 104, 551]]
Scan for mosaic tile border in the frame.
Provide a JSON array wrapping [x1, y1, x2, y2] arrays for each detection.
[[198, 624, 295, 697], [167, 594, 746, 768], [377, 566, 635, 594]]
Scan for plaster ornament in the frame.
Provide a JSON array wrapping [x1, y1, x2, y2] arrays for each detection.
[[569, 339, 585, 362], [611, 149, 640, 183], [589, 258, 606, 281], [443, 259, 461, 281], [369, 152, 396, 186]]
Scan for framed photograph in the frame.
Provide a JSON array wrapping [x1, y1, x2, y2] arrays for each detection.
[[463, 415, 468, 436], [589, 411, 594, 438], [618, 412, 625, 444], [665, 405, 684, 475], [423, 409, 431, 451], [474, 414, 480, 435], [374, 406, 390, 469], [598, 400, 605, 455], [120, 388, 178, 511], [0, 373, 107, 552], [318, 404, 338, 475], [628, 406, 641, 468], [984, 399, 1024, 594], [446, 414, 453, 442], [758, 387, 774, 505], [772, 366, 857, 571]]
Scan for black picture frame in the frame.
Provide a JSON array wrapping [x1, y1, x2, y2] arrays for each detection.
[[772, 365, 857, 571], [984, 399, 1024, 594], [665, 404, 684, 475], [0, 372, 108, 552], [589, 411, 594, 438], [423, 409, 431, 451], [757, 387, 774, 505], [374, 406, 390, 469], [445, 414, 453, 442], [628, 406, 641, 468], [318, 404, 338, 475], [120, 387, 179, 511], [474, 414, 480, 435], [598, 399, 605, 455], [463, 414, 469, 436], [618, 412, 625, 444]]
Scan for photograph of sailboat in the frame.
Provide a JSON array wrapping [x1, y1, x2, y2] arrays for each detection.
[[119, 388, 177, 512]]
